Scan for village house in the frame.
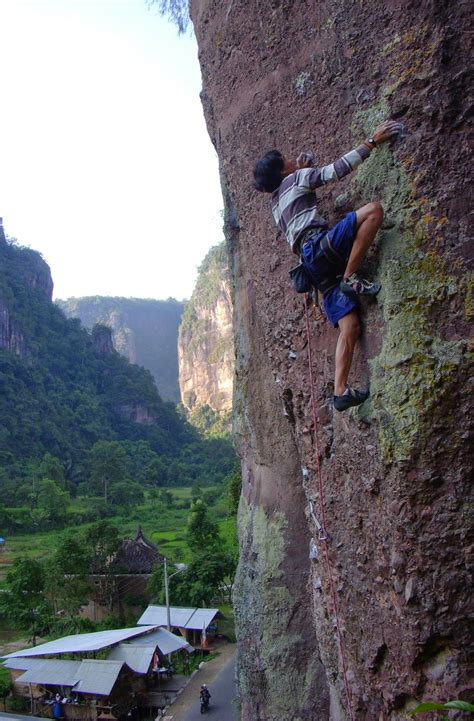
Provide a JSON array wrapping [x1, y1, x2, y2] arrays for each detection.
[[1, 625, 192, 720], [137, 605, 221, 647], [83, 527, 164, 622]]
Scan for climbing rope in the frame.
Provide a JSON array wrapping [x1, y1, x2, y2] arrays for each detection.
[[304, 293, 355, 721]]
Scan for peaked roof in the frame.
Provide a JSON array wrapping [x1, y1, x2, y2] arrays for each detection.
[[5, 658, 82, 681], [107, 645, 155, 674], [125, 627, 193, 654], [72, 660, 123, 696], [12, 659, 124, 696], [137, 605, 220, 630], [1, 626, 159, 660], [111, 527, 164, 574]]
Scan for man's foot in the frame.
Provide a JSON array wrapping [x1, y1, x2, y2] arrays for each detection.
[[340, 273, 381, 297], [333, 387, 369, 412]]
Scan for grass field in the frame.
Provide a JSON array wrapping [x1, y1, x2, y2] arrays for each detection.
[[0, 485, 238, 649], [0, 486, 237, 579]]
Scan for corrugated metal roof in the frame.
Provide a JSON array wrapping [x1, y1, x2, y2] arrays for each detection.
[[16, 660, 81, 687], [3, 658, 45, 671], [72, 660, 123, 696], [6, 658, 123, 696], [185, 609, 219, 630], [126, 627, 192, 654], [137, 606, 193, 628], [107, 645, 155, 674], [137, 606, 219, 631], [1, 626, 159, 660]]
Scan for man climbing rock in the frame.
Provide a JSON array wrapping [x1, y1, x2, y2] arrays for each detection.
[[253, 120, 403, 411]]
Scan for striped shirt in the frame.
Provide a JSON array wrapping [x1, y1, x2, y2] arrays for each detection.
[[271, 144, 371, 253]]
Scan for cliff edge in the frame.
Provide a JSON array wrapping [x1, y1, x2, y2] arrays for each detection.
[[191, 1, 472, 719]]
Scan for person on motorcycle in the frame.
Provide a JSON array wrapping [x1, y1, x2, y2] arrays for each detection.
[[200, 684, 211, 709]]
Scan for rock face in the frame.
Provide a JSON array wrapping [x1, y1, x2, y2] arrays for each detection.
[[178, 243, 234, 413], [57, 296, 185, 402], [0, 222, 53, 357], [191, 2, 472, 719]]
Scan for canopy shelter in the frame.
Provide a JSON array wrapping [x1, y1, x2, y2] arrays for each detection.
[[137, 606, 220, 631], [1, 625, 160, 660], [5, 658, 124, 696]]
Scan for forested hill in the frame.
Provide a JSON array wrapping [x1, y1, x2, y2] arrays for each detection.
[[0, 227, 235, 509], [56, 296, 184, 403]]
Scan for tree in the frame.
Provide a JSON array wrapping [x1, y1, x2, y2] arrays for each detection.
[[147, 0, 190, 34], [109, 480, 144, 507], [150, 551, 237, 607], [226, 469, 242, 516], [36, 478, 70, 525], [45, 536, 91, 627], [89, 441, 128, 501], [186, 499, 220, 552], [39, 453, 65, 486], [0, 558, 52, 645], [145, 456, 168, 486], [82, 521, 122, 610], [83, 520, 121, 573]]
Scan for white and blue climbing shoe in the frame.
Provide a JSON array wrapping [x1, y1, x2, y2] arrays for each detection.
[[340, 273, 381, 297]]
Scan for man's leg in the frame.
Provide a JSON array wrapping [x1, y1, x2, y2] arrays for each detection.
[[334, 310, 360, 396], [343, 202, 383, 279]]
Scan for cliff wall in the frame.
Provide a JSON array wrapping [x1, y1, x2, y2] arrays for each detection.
[[57, 296, 184, 402], [191, 2, 473, 719], [178, 243, 234, 414], [0, 222, 53, 357]]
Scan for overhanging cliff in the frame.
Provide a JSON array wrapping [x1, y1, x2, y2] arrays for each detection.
[[191, 1, 472, 719]]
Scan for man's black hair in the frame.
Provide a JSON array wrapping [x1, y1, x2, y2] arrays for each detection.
[[253, 150, 284, 193]]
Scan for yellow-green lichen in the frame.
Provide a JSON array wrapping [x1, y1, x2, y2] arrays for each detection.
[[350, 97, 469, 464], [234, 498, 322, 716]]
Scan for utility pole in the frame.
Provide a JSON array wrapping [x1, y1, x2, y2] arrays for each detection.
[[163, 558, 187, 634], [164, 556, 171, 632]]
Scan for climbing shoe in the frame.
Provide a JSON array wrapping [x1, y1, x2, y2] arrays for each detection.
[[340, 273, 381, 297], [333, 387, 369, 412]]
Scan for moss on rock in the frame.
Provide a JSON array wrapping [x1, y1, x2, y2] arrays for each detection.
[[350, 97, 470, 463], [235, 498, 324, 719]]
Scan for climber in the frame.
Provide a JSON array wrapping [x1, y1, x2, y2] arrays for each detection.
[[253, 119, 403, 411]]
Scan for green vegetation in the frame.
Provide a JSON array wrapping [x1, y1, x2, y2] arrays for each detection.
[[0, 483, 238, 641], [0, 232, 239, 647], [0, 235, 237, 534], [351, 95, 470, 465], [180, 242, 231, 346], [407, 699, 474, 717], [56, 296, 184, 403], [148, 496, 237, 608]]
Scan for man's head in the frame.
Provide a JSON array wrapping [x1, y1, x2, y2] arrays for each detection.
[[253, 150, 297, 193]]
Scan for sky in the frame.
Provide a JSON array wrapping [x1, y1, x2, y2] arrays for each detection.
[[0, 0, 223, 301]]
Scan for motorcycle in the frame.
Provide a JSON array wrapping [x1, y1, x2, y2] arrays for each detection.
[[200, 695, 210, 714]]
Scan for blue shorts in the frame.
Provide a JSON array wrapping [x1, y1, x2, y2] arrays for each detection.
[[301, 211, 359, 327]]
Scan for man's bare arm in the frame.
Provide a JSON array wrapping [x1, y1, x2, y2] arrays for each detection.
[[297, 120, 404, 187]]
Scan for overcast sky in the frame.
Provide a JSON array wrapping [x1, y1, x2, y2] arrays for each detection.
[[0, 0, 223, 301]]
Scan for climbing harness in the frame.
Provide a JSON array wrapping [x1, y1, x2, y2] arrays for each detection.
[[304, 293, 355, 721]]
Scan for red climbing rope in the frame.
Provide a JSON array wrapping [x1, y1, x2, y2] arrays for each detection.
[[304, 294, 355, 721]]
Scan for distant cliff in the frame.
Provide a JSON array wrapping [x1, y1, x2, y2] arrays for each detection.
[[57, 296, 184, 402], [0, 222, 194, 481], [0, 227, 53, 357], [178, 242, 234, 415]]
